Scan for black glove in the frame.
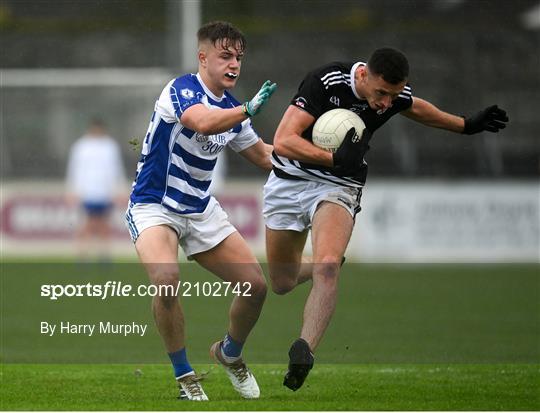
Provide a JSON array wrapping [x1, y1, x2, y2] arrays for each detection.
[[332, 127, 372, 175], [463, 105, 509, 135]]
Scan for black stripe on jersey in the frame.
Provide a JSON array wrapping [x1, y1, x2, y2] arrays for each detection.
[[297, 160, 364, 185], [271, 151, 285, 166], [320, 169, 365, 186], [273, 166, 307, 181], [274, 155, 365, 187], [291, 160, 360, 188]]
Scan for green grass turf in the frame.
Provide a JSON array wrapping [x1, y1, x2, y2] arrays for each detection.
[[1, 263, 539, 409], [1, 363, 539, 410]]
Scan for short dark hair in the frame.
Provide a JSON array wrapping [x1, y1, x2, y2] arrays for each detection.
[[89, 117, 106, 129], [197, 21, 246, 53], [367, 48, 409, 84]]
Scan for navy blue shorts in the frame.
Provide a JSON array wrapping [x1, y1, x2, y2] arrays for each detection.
[[82, 201, 113, 217]]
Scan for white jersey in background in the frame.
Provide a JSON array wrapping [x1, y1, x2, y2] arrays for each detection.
[[66, 134, 125, 203], [130, 73, 259, 214]]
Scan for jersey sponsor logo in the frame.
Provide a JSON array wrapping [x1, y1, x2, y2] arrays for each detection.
[[181, 88, 195, 99], [294, 97, 307, 108], [349, 103, 369, 114], [196, 133, 227, 145], [195, 133, 207, 142], [330, 96, 340, 106]]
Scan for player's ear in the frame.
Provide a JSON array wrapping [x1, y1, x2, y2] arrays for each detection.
[[198, 50, 207, 67], [360, 66, 369, 83]]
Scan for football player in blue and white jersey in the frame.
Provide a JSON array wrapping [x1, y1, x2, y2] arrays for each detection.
[[125, 21, 276, 401]]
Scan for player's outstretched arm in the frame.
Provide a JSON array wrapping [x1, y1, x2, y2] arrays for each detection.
[[401, 97, 465, 132], [239, 140, 273, 170], [180, 80, 277, 135], [401, 98, 509, 134]]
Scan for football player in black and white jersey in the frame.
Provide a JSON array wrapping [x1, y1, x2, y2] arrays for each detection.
[[262, 48, 509, 391]]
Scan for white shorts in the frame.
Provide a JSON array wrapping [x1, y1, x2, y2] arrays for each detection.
[[125, 197, 236, 257], [263, 171, 362, 232]]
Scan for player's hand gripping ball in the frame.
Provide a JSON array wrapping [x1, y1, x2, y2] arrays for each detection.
[[312, 109, 366, 152]]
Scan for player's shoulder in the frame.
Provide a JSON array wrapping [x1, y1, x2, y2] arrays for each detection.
[[170, 73, 204, 96], [309, 61, 355, 82], [396, 83, 413, 105]]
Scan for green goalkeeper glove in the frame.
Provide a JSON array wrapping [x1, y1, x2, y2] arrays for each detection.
[[243, 80, 277, 117]]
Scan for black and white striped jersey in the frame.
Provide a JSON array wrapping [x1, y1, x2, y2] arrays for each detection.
[[272, 61, 413, 187]]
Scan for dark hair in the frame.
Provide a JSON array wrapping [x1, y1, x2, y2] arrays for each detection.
[[197, 21, 246, 53], [89, 117, 106, 128], [367, 48, 409, 84]]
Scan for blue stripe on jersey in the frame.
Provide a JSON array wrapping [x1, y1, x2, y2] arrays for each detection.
[[169, 164, 211, 191], [130, 119, 174, 204], [166, 186, 210, 209], [182, 127, 195, 139], [172, 143, 216, 171]]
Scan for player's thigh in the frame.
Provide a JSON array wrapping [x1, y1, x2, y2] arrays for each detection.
[[311, 201, 354, 262], [192, 231, 264, 285], [266, 227, 308, 281], [135, 225, 180, 284]]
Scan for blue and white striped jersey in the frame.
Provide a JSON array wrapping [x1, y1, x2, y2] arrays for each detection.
[[130, 73, 259, 214]]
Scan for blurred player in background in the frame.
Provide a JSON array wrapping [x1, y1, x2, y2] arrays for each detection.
[[66, 118, 126, 261], [264, 48, 509, 391], [125, 21, 276, 401]]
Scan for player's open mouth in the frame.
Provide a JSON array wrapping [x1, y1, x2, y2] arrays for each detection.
[[225, 72, 238, 79]]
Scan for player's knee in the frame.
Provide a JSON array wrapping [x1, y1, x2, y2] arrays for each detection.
[[150, 267, 180, 308], [271, 278, 296, 295], [313, 256, 341, 282], [246, 276, 267, 301]]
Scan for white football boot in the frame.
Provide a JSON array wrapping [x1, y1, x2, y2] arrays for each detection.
[[176, 372, 209, 401], [210, 341, 260, 399]]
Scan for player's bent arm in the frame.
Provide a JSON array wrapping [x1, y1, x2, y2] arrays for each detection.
[[180, 103, 247, 135], [239, 139, 273, 171], [273, 106, 334, 167], [401, 97, 465, 133]]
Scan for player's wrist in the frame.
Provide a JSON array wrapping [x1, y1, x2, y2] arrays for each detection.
[[462, 115, 475, 135], [242, 102, 252, 117]]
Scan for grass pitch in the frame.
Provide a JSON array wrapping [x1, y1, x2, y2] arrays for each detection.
[[1, 263, 539, 410], [1, 363, 538, 410]]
